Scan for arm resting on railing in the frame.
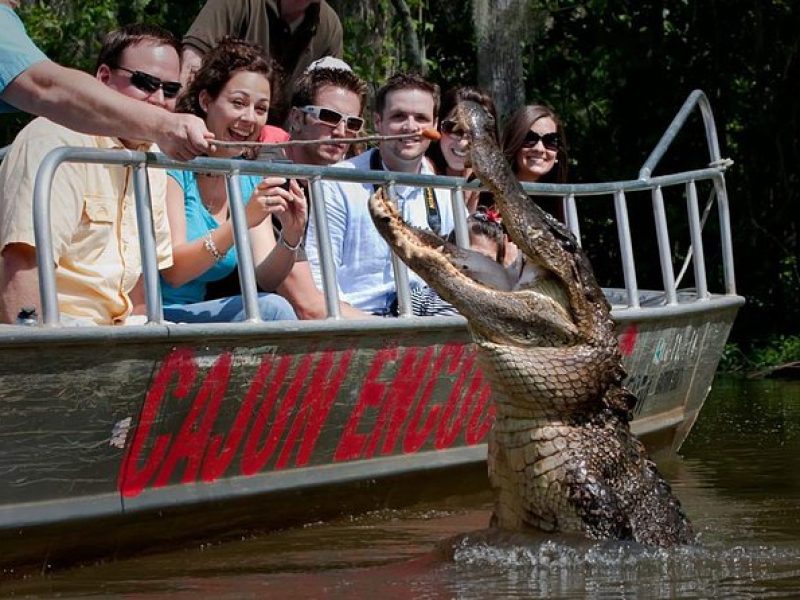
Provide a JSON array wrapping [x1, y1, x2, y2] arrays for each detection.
[[277, 261, 370, 320], [0, 243, 40, 324]]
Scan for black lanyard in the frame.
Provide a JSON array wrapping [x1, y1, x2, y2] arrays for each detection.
[[369, 149, 441, 235]]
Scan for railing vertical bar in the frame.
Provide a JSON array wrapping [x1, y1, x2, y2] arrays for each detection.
[[713, 175, 737, 295], [613, 190, 640, 308], [308, 177, 342, 319], [31, 149, 63, 326], [564, 193, 582, 247], [388, 182, 413, 317], [451, 187, 469, 248], [225, 171, 261, 322], [131, 163, 163, 323], [651, 186, 678, 305], [685, 181, 709, 300]]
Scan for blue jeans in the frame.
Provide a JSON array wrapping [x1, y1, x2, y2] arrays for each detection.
[[163, 293, 297, 323]]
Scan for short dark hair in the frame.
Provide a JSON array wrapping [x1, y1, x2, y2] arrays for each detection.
[[427, 86, 498, 174], [95, 24, 180, 73], [375, 72, 440, 117], [291, 67, 367, 113], [501, 104, 569, 184], [175, 37, 273, 119]]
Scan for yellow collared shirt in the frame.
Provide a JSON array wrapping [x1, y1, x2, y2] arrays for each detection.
[[0, 117, 173, 324]]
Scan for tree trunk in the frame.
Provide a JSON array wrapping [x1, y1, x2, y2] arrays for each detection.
[[473, 0, 528, 122], [389, 0, 426, 74]]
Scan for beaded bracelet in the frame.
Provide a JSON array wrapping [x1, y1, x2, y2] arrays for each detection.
[[278, 231, 302, 253], [203, 232, 224, 262]]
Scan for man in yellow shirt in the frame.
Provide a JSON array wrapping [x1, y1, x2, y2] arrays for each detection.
[[0, 24, 180, 325]]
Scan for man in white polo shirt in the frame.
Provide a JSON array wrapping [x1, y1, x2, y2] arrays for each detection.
[[305, 72, 459, 315]]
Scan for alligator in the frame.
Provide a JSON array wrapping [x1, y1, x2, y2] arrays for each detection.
[[367, 100, 694, 548]]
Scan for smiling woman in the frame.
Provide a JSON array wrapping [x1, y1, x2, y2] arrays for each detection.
[[426, 86, 498, 213], [500, 104, 570, 221], [501, 104, 569, 185], [158, 38, 306, 323]]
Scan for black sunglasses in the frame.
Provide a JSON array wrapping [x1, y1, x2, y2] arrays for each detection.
[[439, 119, 467, 139], [115, 66, 182, 99], [299, 105, 365, 133], [522, 131, 560, 151]]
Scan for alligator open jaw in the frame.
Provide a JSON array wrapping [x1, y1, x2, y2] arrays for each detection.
[[367, 100, 694, 548]]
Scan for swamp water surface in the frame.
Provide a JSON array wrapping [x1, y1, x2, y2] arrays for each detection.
[[3, 376, 800, 599]]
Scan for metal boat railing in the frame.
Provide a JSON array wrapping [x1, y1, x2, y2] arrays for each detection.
[[1, 89, 737, 327]]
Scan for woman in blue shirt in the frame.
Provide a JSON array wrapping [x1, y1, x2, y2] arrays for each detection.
[[160, 38, 305, 322]]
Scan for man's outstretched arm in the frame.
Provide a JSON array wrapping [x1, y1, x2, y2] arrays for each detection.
[[1, 60, 212, 160]]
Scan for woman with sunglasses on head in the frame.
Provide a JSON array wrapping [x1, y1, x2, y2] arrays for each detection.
[[427, 86, 499, 213], [159, 38, 306, 323], [500, 104, 569, 221]]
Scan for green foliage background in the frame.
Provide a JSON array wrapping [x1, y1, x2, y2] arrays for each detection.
[[3, 0, 798, 353]]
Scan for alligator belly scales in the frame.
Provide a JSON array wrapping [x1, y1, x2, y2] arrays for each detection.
[[368, 100, 694, 547]]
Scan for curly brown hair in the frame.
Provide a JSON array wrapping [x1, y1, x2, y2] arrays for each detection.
[[175, 37, 274, 119]]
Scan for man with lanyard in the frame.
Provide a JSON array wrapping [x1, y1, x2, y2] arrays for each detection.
[[180, 0, 343, 126], [305, 72, 460, 316]]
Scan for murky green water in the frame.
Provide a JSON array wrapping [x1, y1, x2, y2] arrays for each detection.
[[3, 377, 800, 599]]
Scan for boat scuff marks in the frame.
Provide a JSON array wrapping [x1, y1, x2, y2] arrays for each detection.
[[109, 417, 132, 449]]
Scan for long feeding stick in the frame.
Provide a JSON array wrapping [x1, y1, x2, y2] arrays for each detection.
[[212, 128, 441, 151]]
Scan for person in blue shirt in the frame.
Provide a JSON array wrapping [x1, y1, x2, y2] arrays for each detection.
[[159, 38, 305, 322], [0, 0, 211, 160]]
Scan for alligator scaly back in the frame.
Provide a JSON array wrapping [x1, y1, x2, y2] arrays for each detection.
[[367, 100, 694, 547]]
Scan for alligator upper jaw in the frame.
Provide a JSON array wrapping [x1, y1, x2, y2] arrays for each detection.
[[368, 188, 579, 344]]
